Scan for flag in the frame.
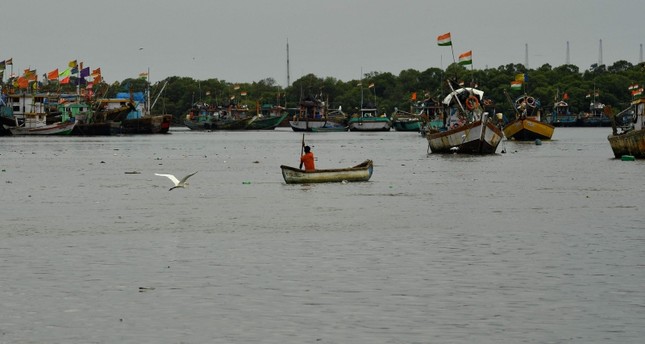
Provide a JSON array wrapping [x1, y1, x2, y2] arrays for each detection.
[[510, 81, 522, 90], [60, 68, 71, 78], [632, 88, 643, 97], [80, 67, 90, 78], [411, 92, 417, 101], [563, 92, 569, 100], [230, 95, 235, 100], [368, 83, 375, 88], [68, 60, 77, 68], [47, 68, 59, 80], [585, 94, 591, 98], [5, 58, 12, 65], [233, 84, 240, 90], [437, 32, 452, 46], [458, 51, 472, 65], [61, 76, 70, 84], [91, 68, 101, 77], [139, 72, 148, 79], [17, 77, 29, 89], [23, 69, 37, 81], [515, 73, 526, 82], [240, 91, 247, 96], [87, 82, 93, 89]]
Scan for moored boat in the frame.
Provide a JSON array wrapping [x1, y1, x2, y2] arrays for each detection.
[[607, 95, 645, 158], [246, 103, 288, 130], [547, 100, 577, 127], [502, 94, 554, 141], [7, 112, 75, 135], [426, 84, 503, 154], [280, 160, 373, 184], [348, 107, 391, 131], [289, 96, 347, 132]]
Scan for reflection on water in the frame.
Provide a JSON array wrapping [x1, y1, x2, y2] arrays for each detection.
[[0, 127, 643, 343]]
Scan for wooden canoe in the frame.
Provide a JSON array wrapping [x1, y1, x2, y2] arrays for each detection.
[[280, 160, 373, 184]]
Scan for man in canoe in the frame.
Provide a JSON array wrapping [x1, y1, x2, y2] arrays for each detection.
[[299, 145, 315, 171]]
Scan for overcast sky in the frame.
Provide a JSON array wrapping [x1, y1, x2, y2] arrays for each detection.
[[2, 0, 643, 86]]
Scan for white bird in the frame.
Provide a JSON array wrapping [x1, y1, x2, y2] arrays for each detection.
[[155, 171, 198, 191]]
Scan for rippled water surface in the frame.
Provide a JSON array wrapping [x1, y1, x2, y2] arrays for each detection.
[[1, 127, 643, 343]]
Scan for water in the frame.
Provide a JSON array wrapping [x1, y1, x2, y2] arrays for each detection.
[[0, 127, 643, 343]]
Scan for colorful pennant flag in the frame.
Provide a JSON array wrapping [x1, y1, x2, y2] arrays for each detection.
[[5, 58, 12, 66], [411, 92, 417, 101], [61, 76, 71, 84], [510, 81, 522, 90], [437, 32, 452, 46], [47, 68, 59, 80], [91, 68, 101, 77], [240, 91, 248, 96], [515, 73, 526, 82], [68, 60, 77, 68], [458, 51, 472, 65], [80, 67, 90, 78], [60, 68, 71, 78], [368, 83, 375, 89], [139, 71, 148, 79]]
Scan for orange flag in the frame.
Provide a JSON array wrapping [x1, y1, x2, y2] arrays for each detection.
[[47, 68, 59, 80]]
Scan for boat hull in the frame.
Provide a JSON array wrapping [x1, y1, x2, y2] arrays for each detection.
[[247, 113, 288, 130], [427, 119, 503, 154], [280, 160, 373, 184], [8, 121, 76, 135], [121, 115, 172, 134], [607, 130, 645, 158], [392, 119, 422, 132], [348, 118, 391, 131], [185, 116, 256, 131], [503, 118, 555, 141], [289, 120, 347, 132]]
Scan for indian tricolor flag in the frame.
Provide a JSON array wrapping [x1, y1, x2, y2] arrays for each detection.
[[632, 88, 643, 97], [458, 50, 472, 65], [437, 32, 452, 46], [510, 81, 522, 90]]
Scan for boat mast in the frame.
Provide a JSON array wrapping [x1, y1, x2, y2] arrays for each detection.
[[145, 67, 151, 116]]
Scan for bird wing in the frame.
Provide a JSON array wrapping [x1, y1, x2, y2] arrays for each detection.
[[180, 171, 198, 184], [155, 173, 180, 185]]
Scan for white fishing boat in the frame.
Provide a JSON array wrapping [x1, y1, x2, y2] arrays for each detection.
[[426, 84, 503, 154]]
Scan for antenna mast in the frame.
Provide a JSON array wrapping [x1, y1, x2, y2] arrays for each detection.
[[566, 41, 570, 65], [286, 39, 290, 88]]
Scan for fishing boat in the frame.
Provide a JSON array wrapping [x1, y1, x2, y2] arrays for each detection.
[[289, 96, 347, 132], [348, 106, 391, 131], [184, 102, 256, 130], [426, 84, 503, 154], [579, 99, 611, 127], [607, 95, 645, 159], [391, 110, 422, 132], [7, 112, 75, 135], [548, 100, 577, 127], [348, 80, 390, 131], [280, 160, 373, 184], [502, 94, 554, 140], [246, 103, 288, 130]]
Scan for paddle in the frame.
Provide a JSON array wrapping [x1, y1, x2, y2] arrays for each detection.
[[299, 133, 305, 169]]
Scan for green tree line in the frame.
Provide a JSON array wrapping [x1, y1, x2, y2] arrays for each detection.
[[38, 61, 645, 123]]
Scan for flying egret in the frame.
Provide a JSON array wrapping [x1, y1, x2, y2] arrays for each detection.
[[155, 171, 198, 191]]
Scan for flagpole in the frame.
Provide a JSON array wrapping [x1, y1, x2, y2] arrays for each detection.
[[450, 45, 456, 65]]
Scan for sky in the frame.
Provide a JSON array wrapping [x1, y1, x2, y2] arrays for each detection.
[[1, 0, 643, 87]]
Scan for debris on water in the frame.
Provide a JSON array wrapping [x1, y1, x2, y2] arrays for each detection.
[[124, 171, 141, 174], [341, 180, 348, 184], [621, 155, 635, 161], [535, 139, 542, 145], [253, 161, 260, 164], [100, 161, 105, 164], [242, 181, 251, 184], [138, 287, 155, 292]]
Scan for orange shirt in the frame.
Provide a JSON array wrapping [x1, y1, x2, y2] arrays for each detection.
[[300, 152, 315, 170]]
